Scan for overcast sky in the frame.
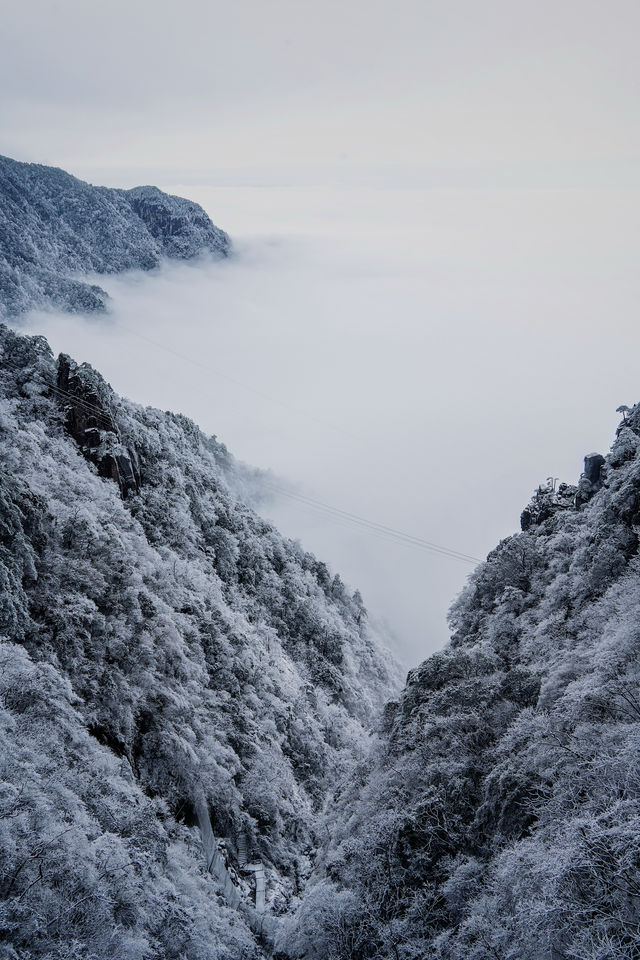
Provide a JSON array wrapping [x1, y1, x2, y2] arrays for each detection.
[[3, 0, 640, 188], [6, 1, 640, 665]]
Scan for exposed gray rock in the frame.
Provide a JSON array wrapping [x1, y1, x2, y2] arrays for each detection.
[[575, 451, 606, 508], [584, 452, 606, 483], [56, 353, 140, 498]]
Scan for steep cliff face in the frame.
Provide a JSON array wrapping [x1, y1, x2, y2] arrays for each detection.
[[0, 155, 229, 317], [55, 353, 141, 497], [281, 417, 640, 960], [0, 325, 396, 959]]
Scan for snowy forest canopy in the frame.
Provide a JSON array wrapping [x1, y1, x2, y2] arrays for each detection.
[[0, 322, 396, 958], [0, 155, 229, 318]]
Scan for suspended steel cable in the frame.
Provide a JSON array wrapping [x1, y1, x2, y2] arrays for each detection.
[[0, 353, 116, 428], [261, 481, 481, 563], [0, 349, 482, 566], [109, 320, 358, 440]]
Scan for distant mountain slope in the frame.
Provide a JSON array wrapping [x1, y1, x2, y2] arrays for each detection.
[[0, 155, 229, 317], [0, 325, 397, 959], [281, 416, 640, 959]]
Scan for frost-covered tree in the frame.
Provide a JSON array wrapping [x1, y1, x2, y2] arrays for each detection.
[[0, 155, 230, 318], [282, 403, 640, 960], [0, 325, 397, 958]]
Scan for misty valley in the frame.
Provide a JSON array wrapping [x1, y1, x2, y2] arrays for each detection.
[[1, 154, 639, 960]]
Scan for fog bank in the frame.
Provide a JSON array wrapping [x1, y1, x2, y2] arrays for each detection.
[[22, 182, 640, 665]]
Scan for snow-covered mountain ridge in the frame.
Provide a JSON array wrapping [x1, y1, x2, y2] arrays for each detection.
[[0, 324, 397, 958], [0, 155, 229, 318], [280, 413, 640, 959]]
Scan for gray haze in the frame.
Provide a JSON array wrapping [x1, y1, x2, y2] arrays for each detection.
[[2, 1, 640, 189], [22, 183, 640, 664], [5, 0, 640, 663]]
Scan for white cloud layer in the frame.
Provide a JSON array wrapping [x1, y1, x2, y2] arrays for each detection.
[[20, 182, 640, 664]]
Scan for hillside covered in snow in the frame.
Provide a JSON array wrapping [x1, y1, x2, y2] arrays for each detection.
[[0, 324, 396, 958], [280, 418, 640, 960], [0, 155, 229, 318], [5, 317, 639, 960]]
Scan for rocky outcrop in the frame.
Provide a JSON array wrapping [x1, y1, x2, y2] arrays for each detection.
[[575, 451, 606, 509], [521, 452, 608, 527], [56, 354, 140, 498], [0, 154, 230, 317], [520, 480, 577, 530], [125, 185, 223, 260]]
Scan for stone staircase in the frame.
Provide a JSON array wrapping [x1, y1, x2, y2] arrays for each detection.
[[237, 830, 248, 867]]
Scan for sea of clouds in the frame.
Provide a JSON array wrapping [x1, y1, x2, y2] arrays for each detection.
[[20, 182, 640, 664]]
